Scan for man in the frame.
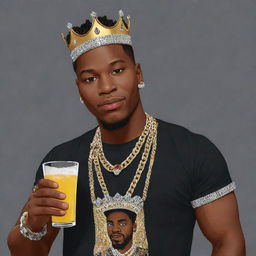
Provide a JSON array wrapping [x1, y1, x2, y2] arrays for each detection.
[[8, 10, 245, 256], [95, 209, 148, 256]]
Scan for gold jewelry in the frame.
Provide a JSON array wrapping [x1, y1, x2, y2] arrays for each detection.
[[97, 113, 153, 175], [62, 10, 131, 62], [89, 116, 157, 199], [88, 115, 158, 255]]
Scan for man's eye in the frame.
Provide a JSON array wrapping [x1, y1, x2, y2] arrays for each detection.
[[107, 223, 113, 227], [84, 77, 96, 83], [120, 223, 126, 227], [112, 68, 124, 74]]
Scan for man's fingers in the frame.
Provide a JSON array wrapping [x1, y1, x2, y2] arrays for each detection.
[[27, 179, 69, 224], [34, 197, 69, 210], [37, 178, 58, 189], [34, 188, 66, 200], [30, 206, 66, 217]]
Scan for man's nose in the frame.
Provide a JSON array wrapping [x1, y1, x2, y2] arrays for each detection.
[[98, 75, 117, 95], [112, 224, 121, 232]]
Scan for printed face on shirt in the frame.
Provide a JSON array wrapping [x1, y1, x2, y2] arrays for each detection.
[[75, 44, 143, 127], [105, 209, 137, 250]]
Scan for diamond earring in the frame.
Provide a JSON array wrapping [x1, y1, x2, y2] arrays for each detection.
[[80, 97, 84, 104], [138, 82, 145, 89]]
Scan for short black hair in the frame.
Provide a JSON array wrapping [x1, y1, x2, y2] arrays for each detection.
[[104, 208, 137, 223], [65, 15, 135, 73]]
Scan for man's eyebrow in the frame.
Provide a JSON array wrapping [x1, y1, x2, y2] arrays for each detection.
[[118, 219, 127, 223], [79, 69, 95, 76], [79, 60, 125, 76], [110, 59, 126, 66]]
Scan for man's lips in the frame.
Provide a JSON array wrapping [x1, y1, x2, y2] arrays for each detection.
[[111, 234, 123, 240], [98, 97, 125, 111]]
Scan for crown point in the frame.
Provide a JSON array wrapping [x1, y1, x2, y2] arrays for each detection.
[[127, 15, 131, 20], [119, 9, 124, 17], [66, 22, 73, 30], [90, 11, 97, 18]]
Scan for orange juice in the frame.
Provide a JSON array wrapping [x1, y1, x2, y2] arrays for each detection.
[[45, 174, 78, 226], [42, 161, 79, 228]]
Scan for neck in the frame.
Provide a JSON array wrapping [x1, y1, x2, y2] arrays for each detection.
[[116, 241, 133, 255], [98, 101, 146, 144]]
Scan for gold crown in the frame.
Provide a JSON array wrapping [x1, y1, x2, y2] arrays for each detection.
[[62, 10, 132, 62]]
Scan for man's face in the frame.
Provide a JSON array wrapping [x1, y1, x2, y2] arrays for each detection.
[[75, 44, 143, 125], [106, 210, 135, 249]]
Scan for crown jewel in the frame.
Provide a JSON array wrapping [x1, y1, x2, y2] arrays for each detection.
[[93, 193, 144, 214], [90, 11, 97, 18], [66, 22, 73, 29], [62, 10, 132, 62]]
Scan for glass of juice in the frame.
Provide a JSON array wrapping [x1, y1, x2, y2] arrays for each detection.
[[42, 161, 79, 228]]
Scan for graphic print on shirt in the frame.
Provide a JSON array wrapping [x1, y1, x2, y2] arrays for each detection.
[[88, 115, 158, 256], [93, 195, 148, 256]]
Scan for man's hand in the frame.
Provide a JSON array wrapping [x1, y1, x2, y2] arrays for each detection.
[[25, 178, 68, 231], [7, 178, 67, 256]]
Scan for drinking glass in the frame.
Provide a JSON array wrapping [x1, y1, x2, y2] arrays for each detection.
[[42, 161, 79, 228]]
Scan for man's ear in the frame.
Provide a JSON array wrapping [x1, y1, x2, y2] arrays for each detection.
[[75, 78, 83, 103], [133, 222, 137, 232], [135, 63, 144, 83]]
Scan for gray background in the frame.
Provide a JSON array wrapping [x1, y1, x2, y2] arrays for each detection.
[[1, 0, 255, 255]]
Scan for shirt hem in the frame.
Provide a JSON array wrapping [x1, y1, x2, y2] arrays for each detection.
[[191, 181, 236, 208]]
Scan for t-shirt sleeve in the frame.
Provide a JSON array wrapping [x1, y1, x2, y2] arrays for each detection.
[[191, 135, 236, 208]]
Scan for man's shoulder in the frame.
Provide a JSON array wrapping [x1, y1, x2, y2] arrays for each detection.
[[49, 127, 97, 155], [157, 118, 205, 143], [156, 118, 220, 157]]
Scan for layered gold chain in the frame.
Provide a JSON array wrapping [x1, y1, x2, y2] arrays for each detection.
[[88, 114, 158, 202], [95, 113, 153, 175]]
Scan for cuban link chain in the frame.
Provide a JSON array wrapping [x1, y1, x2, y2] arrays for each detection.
[[97, 113, 153, 175], [88, 115, 158, 202]]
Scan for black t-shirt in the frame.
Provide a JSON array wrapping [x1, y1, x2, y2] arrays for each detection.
[[34, 119, 235, 255]]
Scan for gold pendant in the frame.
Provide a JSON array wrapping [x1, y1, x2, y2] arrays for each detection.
[[93, 205, 149, 256]]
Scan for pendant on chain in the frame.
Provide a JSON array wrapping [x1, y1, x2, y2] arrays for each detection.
[[112, 164, 121, 175]]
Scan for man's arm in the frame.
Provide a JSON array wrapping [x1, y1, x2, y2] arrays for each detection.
[[7, 179, 67, 256], [7, 217, 59, 256], [195, 192, 245, 256]]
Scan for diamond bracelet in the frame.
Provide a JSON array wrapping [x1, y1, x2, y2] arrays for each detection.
[[19, 211, 47, 241]]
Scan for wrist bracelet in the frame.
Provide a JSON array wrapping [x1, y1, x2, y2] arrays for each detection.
[[19, 211, 47, 241]]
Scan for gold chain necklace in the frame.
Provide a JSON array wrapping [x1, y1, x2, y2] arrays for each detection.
[[96, 113, 153, 175], [88, 115, 158, 202], [88, 115, 158, 255]]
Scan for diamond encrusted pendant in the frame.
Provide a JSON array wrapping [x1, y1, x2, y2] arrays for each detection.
[[112, 164, 121, 175]]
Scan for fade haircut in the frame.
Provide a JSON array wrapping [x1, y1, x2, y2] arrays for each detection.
[[104, 208, 137, 223]]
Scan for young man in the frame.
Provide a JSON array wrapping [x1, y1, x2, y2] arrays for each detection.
[[8, 10, 245, 256]]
